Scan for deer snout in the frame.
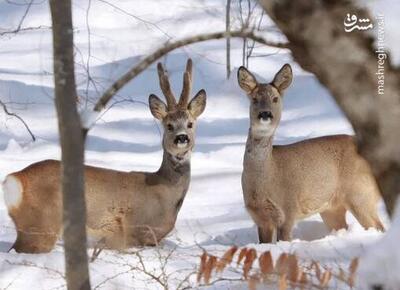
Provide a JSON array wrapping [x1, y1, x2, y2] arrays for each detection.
[[174, 134, 190, 145], [258, 111, 273, 121]]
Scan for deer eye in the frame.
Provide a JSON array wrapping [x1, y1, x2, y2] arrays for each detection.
[[187, 122, 193, 129], [273, 97, 279, 103], [167, 124, 174, 131]]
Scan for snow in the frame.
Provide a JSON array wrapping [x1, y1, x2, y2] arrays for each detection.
[[80, 108, 100, 129], [358, 200, 400, 290], [0, 0, 397, 289]]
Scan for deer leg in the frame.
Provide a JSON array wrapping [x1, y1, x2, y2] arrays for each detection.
[[257, 224, 276, 244], [320, 206, 348, 231], [344, 169, 385, 231], [13, 229, 58, 253], [346, 184, 385, 231], [349, 204, 384, 231], [277, 219, 294, 241]]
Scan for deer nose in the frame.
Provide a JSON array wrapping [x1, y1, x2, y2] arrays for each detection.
[[258, 111, 273, 121], [174, 134, 190, 144]]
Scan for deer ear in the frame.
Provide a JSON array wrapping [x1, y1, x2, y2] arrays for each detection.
[[237, 66, 258, 95], [188, 89, 206, 118], [272, 64, 292, 93], [149, 94, 167, 119]]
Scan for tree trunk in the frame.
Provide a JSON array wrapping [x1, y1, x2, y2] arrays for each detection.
[[226, 0, 231, 79], [49, 1, 91, 289], [259, 0, 400, 216]]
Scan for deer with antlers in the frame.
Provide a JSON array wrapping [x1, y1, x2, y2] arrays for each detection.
[[238, 64, 384, 243], [2, 59, 207, 253]]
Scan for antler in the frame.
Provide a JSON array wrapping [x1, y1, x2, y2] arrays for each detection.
[[178, 58, 193, 108], [157, 62, 177, 109]]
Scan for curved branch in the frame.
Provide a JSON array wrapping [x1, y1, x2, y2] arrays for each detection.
[[93, 29, 288, 113]]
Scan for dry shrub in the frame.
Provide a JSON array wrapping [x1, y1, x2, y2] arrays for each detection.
[[275, 253, 288, 275], [299, 269, 308, 284], [286, 254, 299, 283], [216, 246, 238, 273], [320, 270, 332, 287], [237, 247, 248, 265], [248, 275, 259, 290], [197, 247, 360, 289], [243, 248, 257, 279], [259, 251, 274, 277], [279, 273, 287, 290], [197, 251, 208, 283], [348, 257, 359, 287], [203, 255, 217, 284], [311, 260, 321, 281]]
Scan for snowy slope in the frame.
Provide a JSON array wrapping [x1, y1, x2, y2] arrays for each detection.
[[0, 0, 395, 289]]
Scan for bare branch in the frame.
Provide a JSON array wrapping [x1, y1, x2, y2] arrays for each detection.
[[13, 0, 33, 32], [226, 0, 232, 79], [0, 0, 51, 37], [5, 260, 65, 280], [0, 99, 36, 141], [49, 0, 91, 288], [96, 0, 172, 39], [0, 25, 50, 36]]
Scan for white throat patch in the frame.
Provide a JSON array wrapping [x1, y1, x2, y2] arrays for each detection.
[[172, 150, 191, 163], [259, 118, 272, 125], [177, 142, 188, 149]]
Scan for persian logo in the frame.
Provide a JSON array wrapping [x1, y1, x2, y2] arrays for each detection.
[[344, 13, 373, 32]]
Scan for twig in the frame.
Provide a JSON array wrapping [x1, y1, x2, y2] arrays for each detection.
[[0, 0, 50, 37], [96, 0, 172, 39], [0, 100, 36, 141], [90, 239, 105, 262], [5, 260, 65, 280], [93, 269, 132, 290], [0, 25, 50, 36], [13, 0, 33, 32], [84, 0, 93, 109]]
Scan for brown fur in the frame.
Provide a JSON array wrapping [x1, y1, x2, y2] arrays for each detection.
[[7, 160, 190, 252], [238, 64, 384, 243], [4, 59, 207, 253]]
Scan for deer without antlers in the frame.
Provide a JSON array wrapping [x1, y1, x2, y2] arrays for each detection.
[[2, 58, 207, 253], [238, 64, 384, 243]]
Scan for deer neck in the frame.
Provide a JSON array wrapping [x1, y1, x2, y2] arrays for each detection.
[[243, 129, 274, 179], [156, 150, 191, 186]]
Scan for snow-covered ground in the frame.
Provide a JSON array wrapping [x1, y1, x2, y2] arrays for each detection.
[[0, 0, 397, 289]]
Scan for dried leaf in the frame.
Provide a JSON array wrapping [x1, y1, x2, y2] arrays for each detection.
[[349, 258, 359, 275], [348, 257, 359, 287], [279, 274, 288, 290], [243, 248, 257, 279], [275, 253, 289, 275], [311, 260, 321, 281], [203, 255, 217, 284], [287, 254, 299, 283], [259, 251, 274, 276], [299, 269, 308, 284], [338, 267, 346, 282], [237, 247, 248, 265], [320, 270, 332, 287], [197, 251, 208, 283], [248, 274, 259, 290], [216, 246, 238, 273]]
